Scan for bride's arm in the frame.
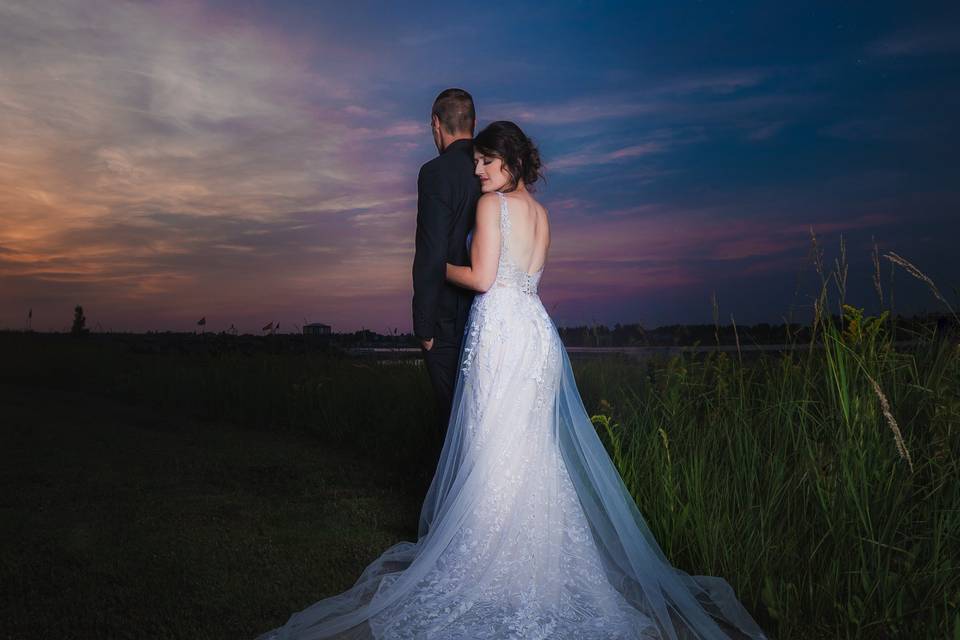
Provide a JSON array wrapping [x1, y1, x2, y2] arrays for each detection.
[[446, 193, 500, 293]]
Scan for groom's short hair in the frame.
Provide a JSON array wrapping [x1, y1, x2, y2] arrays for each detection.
[[432, 88, 475, 135]]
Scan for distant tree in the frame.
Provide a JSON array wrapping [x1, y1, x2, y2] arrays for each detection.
[[71, 305, 89, 336]]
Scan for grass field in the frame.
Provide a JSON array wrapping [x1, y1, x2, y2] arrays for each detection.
[[0, 380, 424, 639], [1, 249, 958, 639]]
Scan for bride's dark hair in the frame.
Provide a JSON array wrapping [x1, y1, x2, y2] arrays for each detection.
[[473, 121, 544, 192]]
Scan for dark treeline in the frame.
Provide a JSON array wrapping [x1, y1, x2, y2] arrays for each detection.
[[558, 311, 957, 347], [6, 310, 955, 353]]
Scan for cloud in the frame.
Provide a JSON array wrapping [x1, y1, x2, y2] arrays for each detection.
[[489, 98, 661, 126], [0, 0, 430, 331], [398, 25, 477, 47], [746, 121, 786, 141], [485, 68, 774, 128], [652, 69, 770, 95], [817, 115, 955, 144], [550, 141, 667, 172], [537, 201, 899, 310], [868, 28, 960, 57], [0, 1, 372, 229]]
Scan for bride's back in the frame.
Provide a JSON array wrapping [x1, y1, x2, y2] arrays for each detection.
[[501, 191, 549, 275]]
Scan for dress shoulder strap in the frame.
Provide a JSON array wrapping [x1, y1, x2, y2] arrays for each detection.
[[495, 191, 511, 240]]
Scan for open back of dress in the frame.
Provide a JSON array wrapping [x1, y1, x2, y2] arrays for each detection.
[[499, 193, 547, 277]]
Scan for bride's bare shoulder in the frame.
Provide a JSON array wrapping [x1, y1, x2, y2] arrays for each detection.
[[531, 196, 551, 247], [541, 204, 551, 247], [478, 191, 500, 208], [474, 192, 501, 226], [531, 196, 549, 225], [537, 199, 549, 218]]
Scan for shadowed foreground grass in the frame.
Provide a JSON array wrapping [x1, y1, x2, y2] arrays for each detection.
[[0, 382, 421, 640]]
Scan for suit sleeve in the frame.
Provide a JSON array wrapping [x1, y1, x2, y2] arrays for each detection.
[[412, 164, 452, 340]]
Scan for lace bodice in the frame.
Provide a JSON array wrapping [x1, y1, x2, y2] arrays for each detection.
[[491, 190, 543, 295]]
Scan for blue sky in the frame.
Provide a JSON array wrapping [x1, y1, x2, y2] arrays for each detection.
[[0, 1, 957, 332]]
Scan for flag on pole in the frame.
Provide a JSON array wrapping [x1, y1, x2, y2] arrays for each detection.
[[262, 321, 274, 332], [197, 317, 206, 326]]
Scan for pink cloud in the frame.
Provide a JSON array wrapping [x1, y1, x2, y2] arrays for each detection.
[[538, 204, 899, 301], [382, 121, 425, 137], [488, 98, 661, 126]]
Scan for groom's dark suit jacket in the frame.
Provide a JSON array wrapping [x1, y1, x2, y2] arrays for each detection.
[[412, 138, 480, 342]]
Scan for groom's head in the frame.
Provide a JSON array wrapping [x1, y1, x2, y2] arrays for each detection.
[[431, 88, 475, 153]]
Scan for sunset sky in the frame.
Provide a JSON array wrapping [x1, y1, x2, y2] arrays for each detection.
[[1, 1, 957, 334]]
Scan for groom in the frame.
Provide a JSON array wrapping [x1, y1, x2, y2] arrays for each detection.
[[412, 88, 480, 446]]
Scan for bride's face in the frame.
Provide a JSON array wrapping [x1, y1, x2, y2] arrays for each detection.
[[474, 151, 512, 193]]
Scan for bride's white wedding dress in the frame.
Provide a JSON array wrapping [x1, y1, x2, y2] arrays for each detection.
[[256, 192, 767, 640]]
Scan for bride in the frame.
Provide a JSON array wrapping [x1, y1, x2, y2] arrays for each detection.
[[256, 122, 767, 640]]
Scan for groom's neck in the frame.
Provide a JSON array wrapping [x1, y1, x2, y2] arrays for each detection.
[[440, 132, 472, 153]]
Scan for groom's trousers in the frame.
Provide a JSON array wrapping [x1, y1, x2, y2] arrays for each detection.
[[420, 312, 473, 451], [421, 322, 462, 445]]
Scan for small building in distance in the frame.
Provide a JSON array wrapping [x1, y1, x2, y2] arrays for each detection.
[[303, 322, 332, 336]]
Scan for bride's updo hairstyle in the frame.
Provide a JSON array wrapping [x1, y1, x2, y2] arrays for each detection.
[[473, 121, 544, 193]]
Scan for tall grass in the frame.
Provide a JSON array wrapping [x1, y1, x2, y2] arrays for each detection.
[[588, 241, 959, 638]]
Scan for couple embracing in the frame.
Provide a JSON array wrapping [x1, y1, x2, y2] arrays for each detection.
[[256, 88, 767, 640], [412, 88, 546, 448]]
